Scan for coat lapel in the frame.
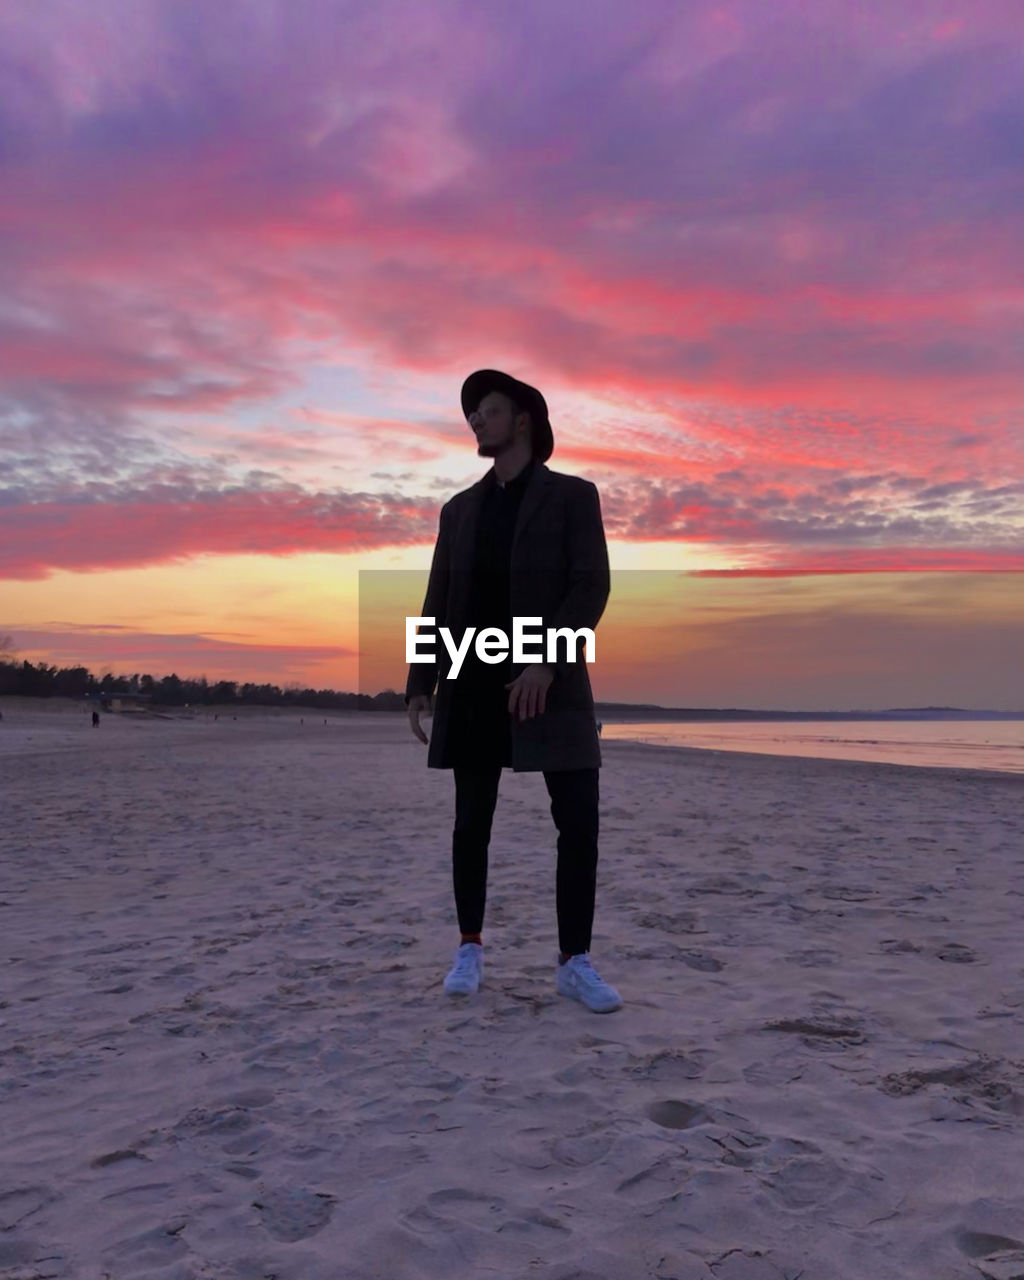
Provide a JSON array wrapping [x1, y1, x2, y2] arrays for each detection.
[[453, 472, 490, 569], [512, 463, 551, 554]]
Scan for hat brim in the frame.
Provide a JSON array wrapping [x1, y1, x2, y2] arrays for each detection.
[[460, 369, 553, 463]]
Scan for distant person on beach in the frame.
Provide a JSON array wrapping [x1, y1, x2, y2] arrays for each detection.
[[91, 710, 100, 727], [406, 370, 620, 1013]]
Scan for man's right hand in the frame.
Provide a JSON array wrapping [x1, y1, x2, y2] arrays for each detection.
[[407, 694, 431, 744]]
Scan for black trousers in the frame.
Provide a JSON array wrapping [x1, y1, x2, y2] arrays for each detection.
[[452, 763, 600, 956]]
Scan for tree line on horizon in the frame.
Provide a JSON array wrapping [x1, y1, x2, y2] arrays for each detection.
[[0, 657, 406, 712]]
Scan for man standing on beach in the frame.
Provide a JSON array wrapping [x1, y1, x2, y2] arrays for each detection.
[[406, 370, 621, 1013]]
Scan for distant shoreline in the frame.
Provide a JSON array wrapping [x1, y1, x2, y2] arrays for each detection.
[[601, 733, 1024, 784], [2, 693, 1021, 721], [594, 705, 1024, 722]]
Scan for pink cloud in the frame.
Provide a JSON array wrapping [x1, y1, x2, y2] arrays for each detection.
[[0, 487, 439, 580], [1, 0, 1021, 580], [1, 465, 1020, 580]]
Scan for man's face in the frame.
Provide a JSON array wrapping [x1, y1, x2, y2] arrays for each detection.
[[468, 391, 529, 458]]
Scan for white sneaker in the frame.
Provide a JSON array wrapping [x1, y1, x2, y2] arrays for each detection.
[[443, 942, 484, 996], [556, 953, 622, 1013]]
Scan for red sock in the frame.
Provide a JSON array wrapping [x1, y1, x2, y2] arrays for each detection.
[[461, 933, 482, 945]]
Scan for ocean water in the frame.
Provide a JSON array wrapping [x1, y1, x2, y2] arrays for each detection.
[[600, 719, 1024, 775]]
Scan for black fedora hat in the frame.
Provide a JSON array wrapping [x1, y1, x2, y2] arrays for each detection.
[[460, 369, 554, 463]]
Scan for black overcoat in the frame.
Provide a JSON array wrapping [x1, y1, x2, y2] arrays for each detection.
[[406, 464, 610, 771]]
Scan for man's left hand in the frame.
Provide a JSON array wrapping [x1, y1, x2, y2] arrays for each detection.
[[505, 664, 554, 721]]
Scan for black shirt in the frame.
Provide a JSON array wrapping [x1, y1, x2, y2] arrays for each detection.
[[448, 458, 535, 764], [467, 457, 535, 649]]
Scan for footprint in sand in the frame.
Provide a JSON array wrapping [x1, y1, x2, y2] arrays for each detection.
[[957, 1231, 1024, 1257], [493, 1127, 555, 1172], [783, 947, 841, 967], [820, 884, 876, 902], [762, 1016, 866, 1048], [550, 1126, 617, 1166], [404, 1188, 569, 1238], [645, 1099, 705, 1130], [880, 938, 922, 954], [680, 951, 724, 972], [704, 1129, 771, 1168], [708, 1248, 792, 1279], [402, 1187, 504, 1235], [100, 1181, 175, 1206], [742, 1057, 805, 1086], [252, 1184, 336, 1241], [217, 1088, 276, 1109], [90, 1149, 150, 1170], [0, 1235, 69, 1277], [628, 1049, 709, 1083], [880, 1060, 987, 1094], [554, 1060, 603, 1086], [175, 1105, 256, 1139], [687, 875, 760, 897], [935, 942, 979, 963], [102, 1220, 189, 1271], [0, 1185, 55, 1231], [955, 1232, 1024, 1280], [428, 1187, 504, 1224], [495, 1207, 570, 1236], [633, 910, 700, 933], [701, 1131, 848, 1211], [759, 1150, 846, 1209], [879, 1056, 1024, 1116], [170, 1104, 274, 1158]]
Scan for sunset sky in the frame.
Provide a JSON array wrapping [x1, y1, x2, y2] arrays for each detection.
[[2, 1, 1022, 709]]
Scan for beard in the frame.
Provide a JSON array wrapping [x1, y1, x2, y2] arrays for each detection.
[[476, 428, 516, 457]]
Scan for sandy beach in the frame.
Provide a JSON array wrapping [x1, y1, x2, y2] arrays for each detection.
[[2, 700, 1023, 1280]]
